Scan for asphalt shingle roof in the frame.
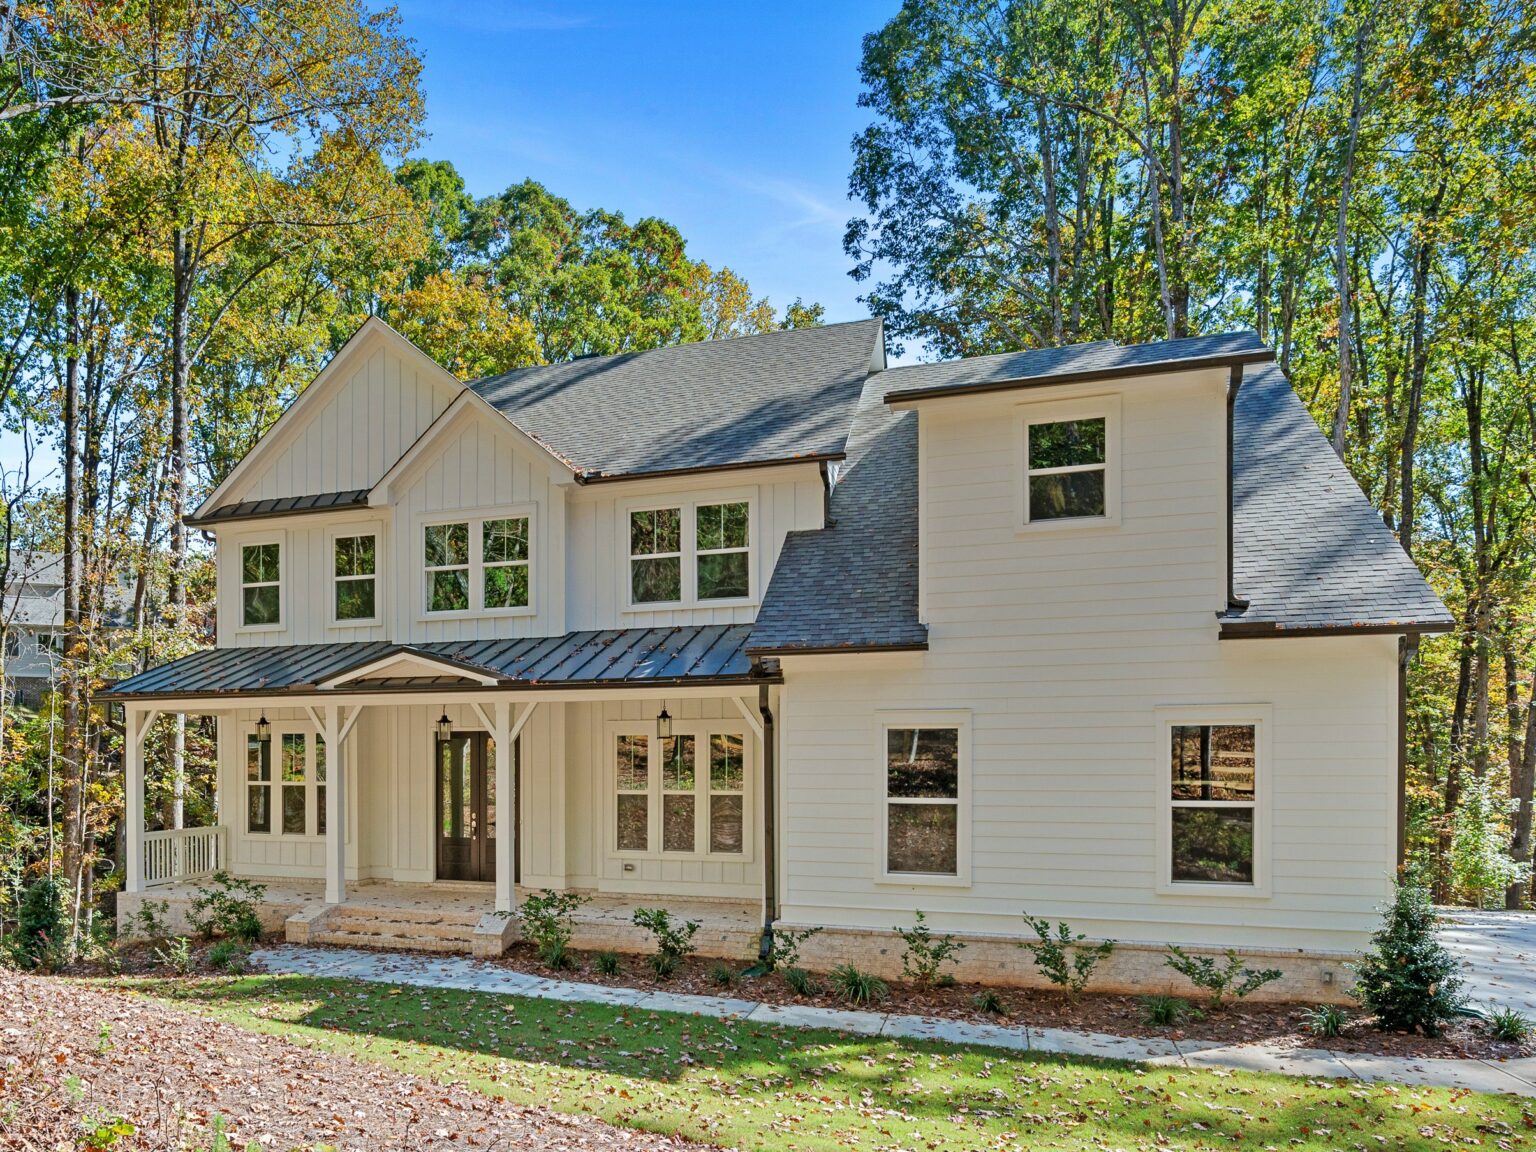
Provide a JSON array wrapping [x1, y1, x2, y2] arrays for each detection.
[[1223, 362, 1452, 634], [880, 331, 1272, 401], [106, 624, 770, 699], [471, 319, 883, 480]]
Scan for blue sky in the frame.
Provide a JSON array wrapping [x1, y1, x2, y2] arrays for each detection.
[[394, 0, 900, 325]]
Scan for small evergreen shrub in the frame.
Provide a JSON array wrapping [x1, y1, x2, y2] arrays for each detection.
[[971, 988, 1006, 1015], [593, 950, 621, 976], [765, 925, 822, 972], [187, 872, 266, 943], [125, 898, 171, 943], [1487, 1006, 1532, 1043], [1301, 1003, 1348, 1038], [1141, 993, 1187, 1027], [1020, 913, 1115, 998], [830, 963, 888, 1005], [519, 889, 588, 970], [709, 961, 739, 988], [153, 935, 194, 974], [1350, 880, 1466, 1035], [896, 910, 965, 989], [632, 907, 699, 978], [9, 876, 64, 971], [207, 940, 250, 974], [783, 966, 818, 996], [1164, 946, 1283, 1009]]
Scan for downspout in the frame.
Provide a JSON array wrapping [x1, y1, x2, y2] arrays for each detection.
[[1226, 365, 1249, 611], [754, 660, 778, 964], [1397, 633, 1419, 871]]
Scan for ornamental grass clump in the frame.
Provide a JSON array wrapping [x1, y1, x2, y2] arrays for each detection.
[[1350, 880, 1466, 1035]]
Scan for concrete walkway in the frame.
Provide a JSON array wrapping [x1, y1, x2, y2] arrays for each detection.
[[1442, 908, 1536, 1018], [252, 944, 1536, 1097]]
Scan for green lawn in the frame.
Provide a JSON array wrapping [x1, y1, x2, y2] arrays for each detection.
[[112, 974, 1532, 1151]]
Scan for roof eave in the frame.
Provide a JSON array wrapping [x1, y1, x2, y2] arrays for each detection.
[[572, 451, 847, 486], [1218, 619, 1456, 640], [883, 348, 1276, 407]]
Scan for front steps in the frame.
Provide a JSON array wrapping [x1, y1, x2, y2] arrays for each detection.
[[289, 903, 486, 955]]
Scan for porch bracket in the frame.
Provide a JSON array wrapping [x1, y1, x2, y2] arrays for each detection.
[[123, 706, 162, 895], [731, 696, 764, 742]]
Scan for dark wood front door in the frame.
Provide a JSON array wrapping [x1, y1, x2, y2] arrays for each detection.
[[437, 733, 495, 882]]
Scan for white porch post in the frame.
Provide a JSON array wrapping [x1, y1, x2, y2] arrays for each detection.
[[493, 700, 514, 914], [323, 703, 346, 905], [123, 706, 151, 895]]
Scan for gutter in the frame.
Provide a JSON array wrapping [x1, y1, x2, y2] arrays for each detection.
[[571, 452, 845, 486], [1219, 620, 1456, 640]]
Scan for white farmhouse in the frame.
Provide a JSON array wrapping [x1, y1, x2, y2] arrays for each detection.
[[111, 318, 1450, 998]]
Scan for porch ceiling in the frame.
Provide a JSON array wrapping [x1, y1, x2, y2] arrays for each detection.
[[105, 624, 777, 702]]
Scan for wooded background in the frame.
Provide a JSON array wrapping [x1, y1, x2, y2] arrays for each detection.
[[0, 0, 1530, 951]]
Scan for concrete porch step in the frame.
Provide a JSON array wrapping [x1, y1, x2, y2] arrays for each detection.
[[323, 918, 477, 942], [330, 903, 484, 927], [311, 929, 471, 954]]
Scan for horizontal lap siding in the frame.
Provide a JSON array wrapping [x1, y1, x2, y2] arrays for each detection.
[[778, 377, 1398, 954]]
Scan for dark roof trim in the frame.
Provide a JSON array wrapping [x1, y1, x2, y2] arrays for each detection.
[[1219, 620, 1456, 640], [884, 348, 1276, 405], [188, 489, 372, 527], [745, 640, 930, 657], [572, 451, 846, 486], [106, 670, 781, 703]]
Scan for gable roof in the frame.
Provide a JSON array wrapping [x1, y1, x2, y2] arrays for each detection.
[[881, 331, 1272, 403], [1221, 362, 1453, 635], [470, 319, 884, 481]]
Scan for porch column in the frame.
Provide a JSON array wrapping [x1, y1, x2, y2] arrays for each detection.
[[493, 701, 514, 914], [323, 703, 347, 905], [123, 706, 152, 894]]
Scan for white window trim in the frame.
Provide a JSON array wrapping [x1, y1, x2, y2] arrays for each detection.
[[234, 532, 286, 634], [327, 522, 385, 628], [244, 720, 326, 840], [875, 709, 972, 888], [605, 720, 755, 863], [1014, 394, 1122, 533], [1154, 704, 1273, 899], [416, 504, 537, 621], [619, 489, 758, 612]]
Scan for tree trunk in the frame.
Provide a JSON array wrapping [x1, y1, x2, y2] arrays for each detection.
[[1332, 11, 1369, 458], [58, 281, 83, 937]]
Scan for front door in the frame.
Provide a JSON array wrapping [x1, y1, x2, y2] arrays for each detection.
[[437, 732, 496, 882]]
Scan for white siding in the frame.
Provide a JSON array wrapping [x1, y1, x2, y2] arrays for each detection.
[[775, 375, 1400, 954]]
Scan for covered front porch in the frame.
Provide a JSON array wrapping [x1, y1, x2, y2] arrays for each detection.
[[110, 626, 779, 957]]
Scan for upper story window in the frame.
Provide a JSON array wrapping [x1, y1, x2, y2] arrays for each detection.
[[241, 542, 282, 628], [628, 498, 753, 608], [423, 513, 532, 616], [1026, 418, 1106, 520], [333, 534, 377, 623]]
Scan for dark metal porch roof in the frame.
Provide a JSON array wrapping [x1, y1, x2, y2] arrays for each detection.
[[105, 624, 772, 701]]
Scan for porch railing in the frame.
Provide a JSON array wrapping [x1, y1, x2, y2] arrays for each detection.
[[142, 825, 228, 888]]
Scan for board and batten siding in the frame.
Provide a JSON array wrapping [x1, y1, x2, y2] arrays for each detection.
[[775, 372, 1400, 955]]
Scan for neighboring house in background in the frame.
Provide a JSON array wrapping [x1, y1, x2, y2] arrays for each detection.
[[108, 317, 1451, 1001], [2, 552, 136, 707]]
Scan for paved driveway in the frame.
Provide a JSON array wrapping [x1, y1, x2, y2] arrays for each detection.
[[1440, 908, 1536, 1015]]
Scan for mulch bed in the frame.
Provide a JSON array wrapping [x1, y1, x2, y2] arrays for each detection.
[[0, 967, 708, 1151], [489, 941, 1536, 1062]]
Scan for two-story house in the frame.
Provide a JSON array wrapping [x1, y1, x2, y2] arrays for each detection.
[[110, 318, 1451, 998]]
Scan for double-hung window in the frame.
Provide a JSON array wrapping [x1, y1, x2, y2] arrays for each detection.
[[882, 718, 968, 881], [423, 513, 532, 615], [612, 726, 748, 858], [248, 725, 327, 837], [1169, 724, 1257, 885], [1018, 398, 1119, 528], [333, 534, 377, 623], [240, 542, 282, 627], [628, 498, 752, 607]]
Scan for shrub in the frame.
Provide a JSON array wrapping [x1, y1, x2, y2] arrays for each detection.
[[125, 898, 170, 943], [1141, 993, 1187, 1027], [830, 963, 888, 1005], [896, 910, 965, 989], [783, 966, 818, 996], [1487, 1006, 1532, 1043], [187, 872, 266, 943], [519, 889, 588, 970], [1350, 880, 1466, 1035], [1301, 1003, 1348, 1038], [593, 950, 621, 976], [709, 961, 739, 988], [1019, 913, 1115, 998], [971, 988, 1005, 1015], [765, 924, 822, 972], [207, 940, 250, 974], [9, 876, 64, 971], [1164, 947, 1282, 1009], [632, 907, 699, 978], [153, 935, 194, 975]]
